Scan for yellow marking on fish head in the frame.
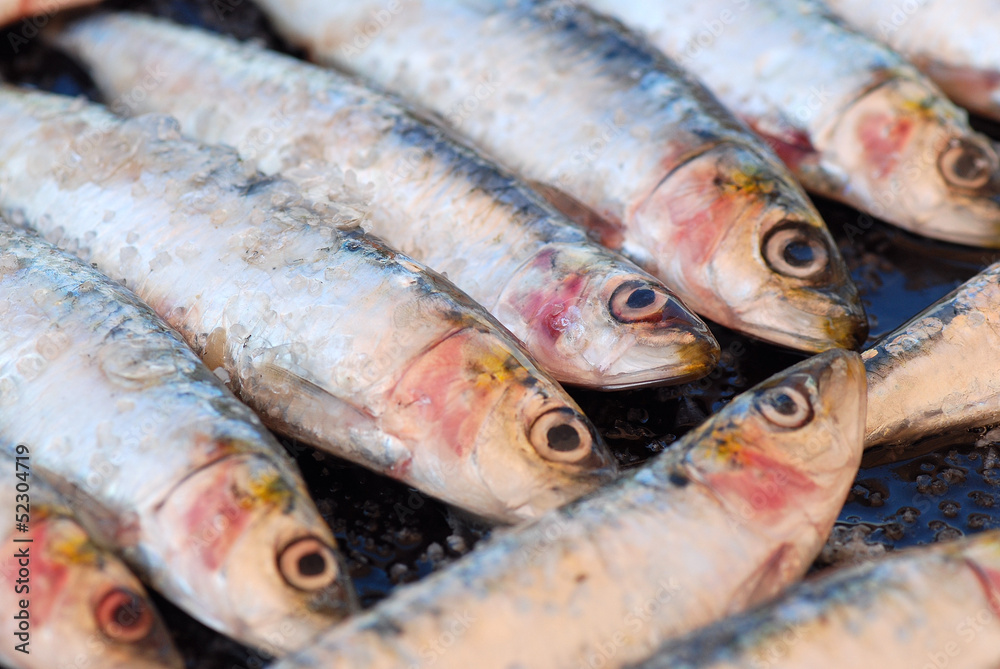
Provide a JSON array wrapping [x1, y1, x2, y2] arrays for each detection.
[[244, 468, 295, 510], [50, 528, 100, 566], [705, 432, 747, 467], [722, 165, 776, 197]]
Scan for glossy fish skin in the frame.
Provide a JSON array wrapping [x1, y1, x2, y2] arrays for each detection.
[[586, 0, 1000, 248], [0, 458, 182, 669], [0, 86, 614, 524], [0, 225, 352, 653], [53, 14, 719, 391], [272, 349, 866, 669], [826, 0, 1000, 121], [206, 0, 867, 353], [631, 531, 1000, 669], [863, 262, 1000, 448]]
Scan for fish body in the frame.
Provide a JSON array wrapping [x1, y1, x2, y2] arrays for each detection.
[[631, 531, 1000, 669], [0, 86, 613, 524], [273, 349, 866, 669], [52, 14, 720, 390], [0, 454, 182, 669], [191, 0, 868, 353], [826, 0, 1000, 121], [585, 0, 1000, 247], [0, 225, 352, 653], [863, 261, 1000, 448]]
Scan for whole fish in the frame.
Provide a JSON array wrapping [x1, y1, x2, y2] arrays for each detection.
[[0, 224, 353, 653], [189, 0, 868, 353], [584, 0, 1000, 248], [0, 455, 182, 669], [631, 531, 1000, 669], [0, 86, 615, 524], [272, 349, 866, 669], [826, 0, 1000, 122], [863, 261, 1000, 448], [52, 14, 720, 391]]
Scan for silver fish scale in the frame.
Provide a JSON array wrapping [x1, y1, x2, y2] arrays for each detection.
[[51, 12, 726, 389], [220, 0, 867, 353], [0, 85, 615, 526], [0, 224, 350, 654]]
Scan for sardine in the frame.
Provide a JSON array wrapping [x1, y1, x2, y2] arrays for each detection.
[[631, 530, 1000, 669], [584, 0, 1000, 247], [0, 454, 182, 669], [271, 349, 865, 669], [188, 0, 867, 353], [0, 86, 615, 524], [0, 224, 353, 653], [52, 14, 721, 391], [826, 0, 1000, 122], [863, 261, 1000, 448]]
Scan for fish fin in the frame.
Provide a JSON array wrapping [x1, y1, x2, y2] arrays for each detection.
[[254, 362, 413, 473], [729, 542, 798, 613], [255, 362, 361, 408]]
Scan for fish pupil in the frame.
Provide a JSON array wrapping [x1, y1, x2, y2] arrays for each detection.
[[954, 149, 986, 180], [782, 239, 815, 267], [298, 552, 327, 577], [547, 424, 581, 452], [626, 288, 656, 309], [771, 393, 798, 415], [113, 597, 142, 627]]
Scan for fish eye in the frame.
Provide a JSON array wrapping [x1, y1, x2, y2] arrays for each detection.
[[938, 138, 996, 191], [529, 407, 595, 464], [278, 537, 341, 592], [756, 385, 813, 429], [762, 222, 830, 280], [608, 279, 673, 324], [95, 588, 155, 643]]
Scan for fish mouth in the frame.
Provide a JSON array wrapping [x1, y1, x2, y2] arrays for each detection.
[[591, 279, 721, 389], [580, 333, 721, 390], [809, 349, 868, 456], [736, 297, 869, 353], [828, 76, 1000, 247]]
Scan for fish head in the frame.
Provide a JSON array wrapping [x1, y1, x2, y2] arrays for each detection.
[[495, 243, 719, 389], [684, 349, 866, 537], [829, 76, 1000, 247], [635, 142, 867, 352], [150, 452, 354, 654], [385, 324, 618, 523], [3, 513, 182, 668]]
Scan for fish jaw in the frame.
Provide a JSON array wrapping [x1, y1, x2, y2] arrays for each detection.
[[863, 262, 1000, 448], [494, 243, 719, 390], [631, 142, 867, 352], [682, 349, 866, 580], [825, 76, 1000, 247], [383, 325, 617, 523], [146, 453, 353, 653], [0, 513, 182, 669]]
